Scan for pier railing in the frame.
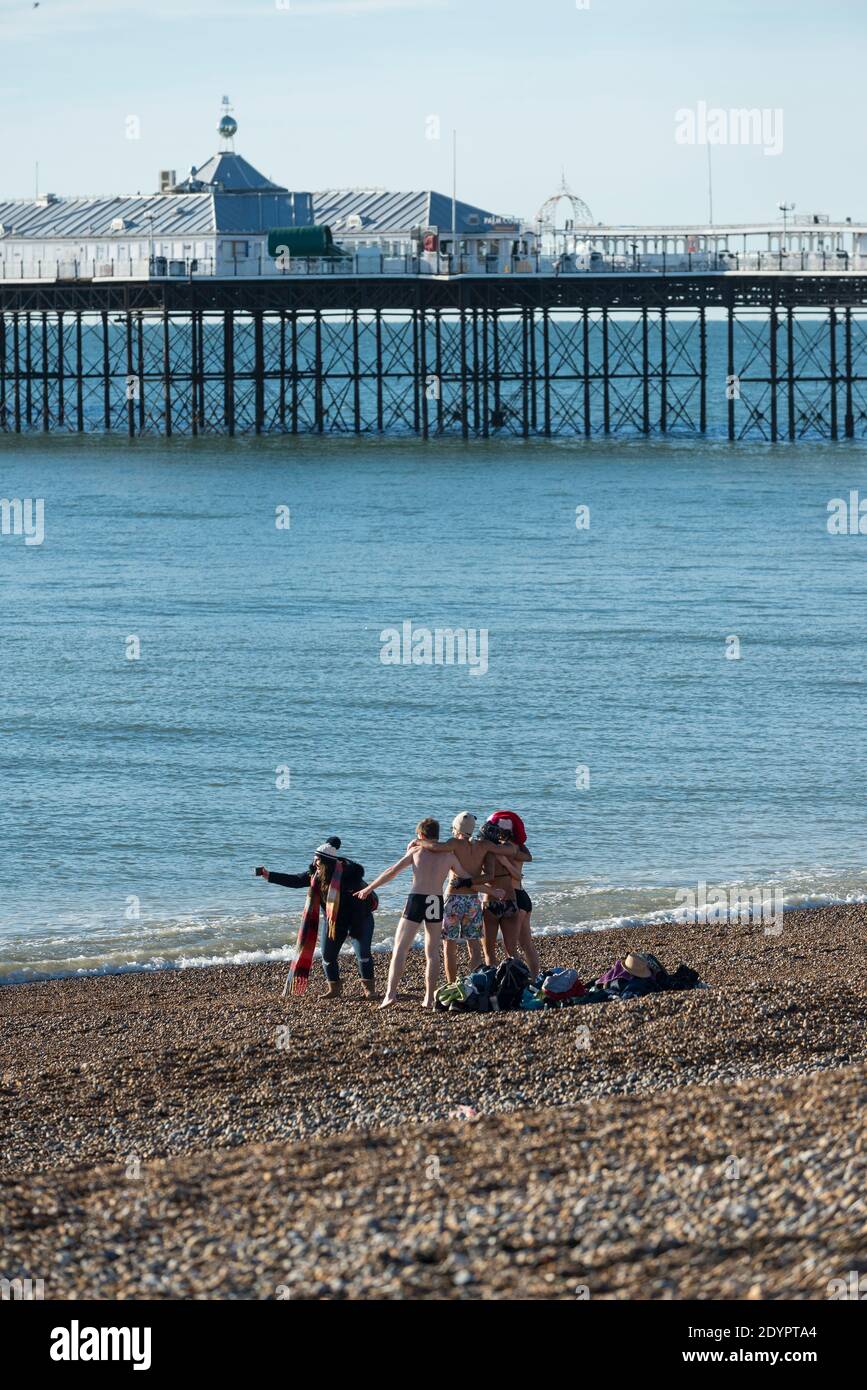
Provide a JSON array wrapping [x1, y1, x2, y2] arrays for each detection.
[[1, 249, 865, 284]]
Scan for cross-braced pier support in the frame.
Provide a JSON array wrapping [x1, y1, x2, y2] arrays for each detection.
[[2, 277, 867, 441]]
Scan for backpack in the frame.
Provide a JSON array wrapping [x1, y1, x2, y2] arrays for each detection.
[[466, 966, 498, 1012], [494, 957, 531, 1010]]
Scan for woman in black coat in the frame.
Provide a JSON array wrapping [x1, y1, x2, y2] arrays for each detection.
[[256, 836, 377, 998]]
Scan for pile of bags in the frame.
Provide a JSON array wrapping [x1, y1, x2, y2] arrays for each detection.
[[434, 952, 702, 1014]]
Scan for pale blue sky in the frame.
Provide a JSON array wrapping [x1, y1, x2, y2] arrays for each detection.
[[1, 0, 864, 224]]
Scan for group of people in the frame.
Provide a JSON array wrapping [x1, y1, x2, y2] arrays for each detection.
[[255, 809, 536, 1008]]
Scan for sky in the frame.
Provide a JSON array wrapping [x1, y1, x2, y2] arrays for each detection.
[[0, 0, 864, 225]]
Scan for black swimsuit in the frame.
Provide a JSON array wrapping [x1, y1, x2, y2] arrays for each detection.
[[403, 893, 444, 925]]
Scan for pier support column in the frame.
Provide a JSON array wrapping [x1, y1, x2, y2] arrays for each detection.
[[314, 309, 324, 433], [602, 307, 610, 435], [582, 305, 591, 437], [223, 310, 235, 436], [434, 308, 443, 435], [641, 306, 650, 434], [480, 308, 489, 439], [162, 307, 172, 438], [125, 310, 135, 437], [291, 312, 299, 434], [101, 310, 111, 432], [844, 308, 854, 439], [353, 307, 362, 434], [420, 305, 430, 440], [542, 307, 551, 437], [375, 309, 383, 434], [75, 313, 83, 433], [786, 307, 796, 441], [659, 306, 667, 433], [41, 312, 50, 431], [136, 313, 145, 434], [253, 310, 264, 435], [460, 300, 469, 440], [769, 297, 779, 443], [726, 304, 735, 441], [278, 311, 286, 432], [12, 313, 21, 433], [56, 312, 65, 428], [0, 315, 6, 430], [699, 306, 707, 434], [190, 309, 199, 437]]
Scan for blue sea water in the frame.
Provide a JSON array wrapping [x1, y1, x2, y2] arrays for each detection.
[[2, 431, 867, 982]]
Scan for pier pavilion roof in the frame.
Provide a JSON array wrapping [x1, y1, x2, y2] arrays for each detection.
[[0, 189, 313, 240], [171, 151, 287, 195], [313, 188, 520, 235]]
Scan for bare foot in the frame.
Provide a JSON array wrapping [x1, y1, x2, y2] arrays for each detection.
[[422, 997, 435, 1009], [379, 996, 397, 1010]]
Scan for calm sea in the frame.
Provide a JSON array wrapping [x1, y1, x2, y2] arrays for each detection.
[[2, 429, 867, 982]]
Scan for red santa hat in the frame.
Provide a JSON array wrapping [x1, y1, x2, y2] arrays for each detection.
[[489, 809, 527, 846]]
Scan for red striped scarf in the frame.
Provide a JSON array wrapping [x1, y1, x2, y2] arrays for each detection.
[[284, 860, 344, 997]]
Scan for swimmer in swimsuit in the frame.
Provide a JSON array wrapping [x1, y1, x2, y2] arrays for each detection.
[[356, 817, 497, 1009]]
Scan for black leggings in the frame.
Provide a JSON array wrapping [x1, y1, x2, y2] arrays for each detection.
[[319, 911, 375, 983]]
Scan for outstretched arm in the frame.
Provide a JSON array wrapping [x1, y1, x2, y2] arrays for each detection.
[[256, 867, 312, 888], [355, 852, 413, 898]]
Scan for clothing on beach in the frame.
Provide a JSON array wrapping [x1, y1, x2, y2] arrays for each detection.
[[515, 887, 532, 913], [442, 892, 484, 941], [403, 892, 444, 925]]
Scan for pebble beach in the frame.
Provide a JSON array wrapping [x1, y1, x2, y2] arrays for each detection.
[[2, 902, 865, 1300]]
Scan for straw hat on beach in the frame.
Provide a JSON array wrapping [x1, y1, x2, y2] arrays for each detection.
[[624, 952, 652, 979]]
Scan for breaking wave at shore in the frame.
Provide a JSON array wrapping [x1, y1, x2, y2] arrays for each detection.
[[4, 868, 867, 985]]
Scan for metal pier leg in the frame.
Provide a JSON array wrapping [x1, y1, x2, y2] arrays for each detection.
[[641, 306, 650, 434], [375, 308, 383, 433], [56, 312, 65, 428], [659, 306, 667, 433], [828, 307, 838, 441], [41, 311, 50, 431], [481, 308, 489, 439], [786, 306, 795, 441], [224, 310, 235, 436], [314, 309, 324, 433], [101, 310, 111, 432], [25, 313, 33, 427], [253, 310, 264, 435], [75, 312, 83, 433], [278, 310, 286, 432], [353, 307, 362, 434], [411, 306, 421, 435], [434, 308, 443, 434], [492, 308, 500, 425], [844, 308, 854, 439], [291, 312, 299, 434], [582, 304, 591, 437], [460, 303, 469, 440], [197, 311, 206, 431], [602, 307, 610, 435], [726, 304, 735, 441], [769, 299, 779, 443], [542, 307, 551, 437], [125, 310, 135, 437], [190, 310, 199, 437], [0, 315, 6, 430], [521, 309, 529, 438], [420, 306, 430, 440], [529, 306, 538, 433], [12, 313, 21, 433], [699, 306, 707, 434], [136, 313, 145, 433], [471, 308, 481, 435], [162, 308, 172, 438]]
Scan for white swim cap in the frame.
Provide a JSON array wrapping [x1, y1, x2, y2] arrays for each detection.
[[452, 811, 477, 836]]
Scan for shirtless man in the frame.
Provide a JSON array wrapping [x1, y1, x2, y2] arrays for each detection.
[[410, 811, 520, 984], [356, 818, 500, 1009]]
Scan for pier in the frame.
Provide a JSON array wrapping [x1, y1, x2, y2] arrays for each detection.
[[2, 271, 867, 442], [2, 109, 866, 443]]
